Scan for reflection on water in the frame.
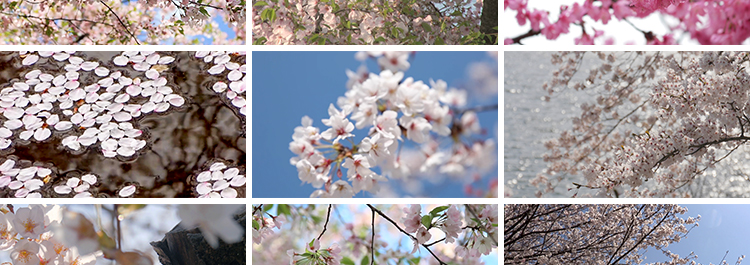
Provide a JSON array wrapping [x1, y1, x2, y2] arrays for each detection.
[[0, 51, 246, 198]]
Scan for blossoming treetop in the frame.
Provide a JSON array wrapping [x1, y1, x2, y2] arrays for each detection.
[[0, 0, 246, 45], [505, 0, 750, 45]]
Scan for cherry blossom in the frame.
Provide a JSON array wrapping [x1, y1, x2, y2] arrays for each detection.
[[505, 204, 699, 264], [505, 0, 750, 45], [524, 51, 750, 198], [253, 0, 494, 44], [289, 51, 497, 198], [255, 204, 497, 265], [0, 1, 245, 45]]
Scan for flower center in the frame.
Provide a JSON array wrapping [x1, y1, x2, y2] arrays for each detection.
[[22, 218, 37, 234], [18, 250, 32, 262]]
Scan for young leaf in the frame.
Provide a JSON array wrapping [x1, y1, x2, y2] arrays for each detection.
[[429, 206, 449, 217], [199, 7, 210, 17], [254, 1, 268, 6], [360, 255, 370, 265], [421, 215, 432, 228], [252, 219, 260, 230]]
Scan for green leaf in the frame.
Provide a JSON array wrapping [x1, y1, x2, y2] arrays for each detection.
[[263, 204, 274, 211], [434, 37, 445, 45], [269, 8, 277, 21], [317, 37, 326, 45], [199, 7, 210, 17], [252, 219, 260, 230], [278, 204, 291, 216], [429, 206, 450, 217], [341, 257, 355, 265], [309, 238, 315, 249], [253, 37, 267, 45], [451, 10, 462, 16], [254, 1, 268, 6], [308, 34, 319, 44], [9, 1, 18, 10], [374, 36, 385, 43], [421, 215, 432, 229], [421, 22, 431, 32], [493, 223, 499, 227], [408, 257, 421, 265], [360, 255, 369, 265]]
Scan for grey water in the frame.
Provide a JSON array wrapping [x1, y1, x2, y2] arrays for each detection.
[[504, 52, 599, 198]]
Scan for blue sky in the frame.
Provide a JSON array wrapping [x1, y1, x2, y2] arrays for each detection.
[[252, 51, 498, 198], [260, 204, 498, 264], [642, 205, 750, 264]]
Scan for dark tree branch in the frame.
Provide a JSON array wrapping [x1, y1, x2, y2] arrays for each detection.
[[1, 11, 116, 27], [366, 204, 447, 265], [370, 207, 375, 265], [98, 0, 141, 45], [317, 204, 332, 241]]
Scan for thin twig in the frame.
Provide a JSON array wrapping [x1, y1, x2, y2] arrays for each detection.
[[115, 204, 122, 250], [464, 204, 498, 245], [1, 11, 115, 27], [317, 204, 332, 241], [366, 204, 447, 265], [370, 207, 375, 265], [98, 0, 141, 45], [424, 237, 445, 247]]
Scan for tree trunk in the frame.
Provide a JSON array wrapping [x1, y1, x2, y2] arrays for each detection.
[[480, 0, 498, 45], [151, 209, 246, 265]]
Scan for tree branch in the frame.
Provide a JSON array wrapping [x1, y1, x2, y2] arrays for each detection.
[[0, 11, 115, 27], [98, 0, 141, 45], [366, 204, 447, 265], [317, 204, 332, 241], [370, 207, 375, 265]]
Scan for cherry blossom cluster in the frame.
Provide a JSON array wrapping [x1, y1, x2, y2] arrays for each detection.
[[505, 204, 700, 264], [3, 51, 185, 160], [401, 204, 496, 263], [253, 204, 498, 265], [0, 0, 245, 44], [193, 161, 246, 198], [526, 51, 750, 198], [0, 204, 100, 265], [197, 51, 247, 118], [505, 0, 750, 44], [251, 205, 286, 245], [253, 0, 486, 45], [290, 51, 496, 198]]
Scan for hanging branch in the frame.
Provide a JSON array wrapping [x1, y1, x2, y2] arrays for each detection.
[[366, 204, 447, 265], [317, 204, 332, 241], [98, 0, 141, 45]]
